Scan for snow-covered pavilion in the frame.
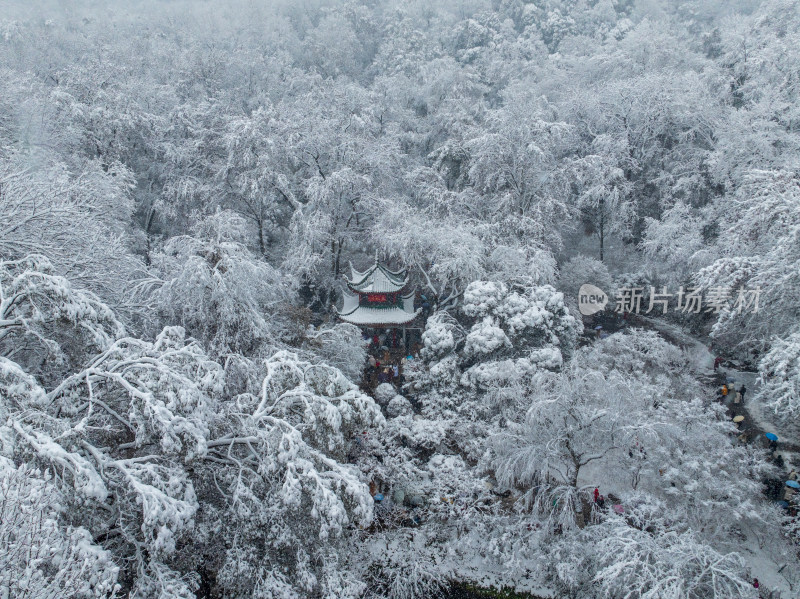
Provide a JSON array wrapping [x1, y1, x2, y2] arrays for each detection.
[[336, 261, 421, 334]]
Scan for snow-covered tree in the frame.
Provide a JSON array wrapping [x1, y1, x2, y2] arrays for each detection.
[[219, 105, 296, 255], [144, 210, 295, 358], [641, 201, 709, 285], [492, 363, 643, 530], [0, 254, 123, 379], [494, 329, 777, 541], [696, 170, 800, 359], [195, 350, 384, 598], [549, 496, 758, 599], [3, 326, 385, 597], [463, 89, 573, 250], [757, 328, 800, 424], [0, 151, 144, 315], [0, 458, 120, 599], [458, 281, 579, 389]]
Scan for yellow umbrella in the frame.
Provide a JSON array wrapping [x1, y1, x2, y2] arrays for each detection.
[[733, 415, 745, 423]]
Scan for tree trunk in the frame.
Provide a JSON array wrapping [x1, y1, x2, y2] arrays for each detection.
[[257, 217, 266, 256], [331, 239, 338, 277], [569, 466, 580, 490], [333, 239, 343, 278], [144, 206, 156, 267], [599, 198, 605, 262]]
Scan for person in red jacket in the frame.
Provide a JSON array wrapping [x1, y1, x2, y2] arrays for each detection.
[[593, 487, 600, 503]]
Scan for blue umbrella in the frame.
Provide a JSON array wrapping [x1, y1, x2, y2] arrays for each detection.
[[785, 481, 800, 490], [777, 501, 790, 509], [594, 325, 603, 330], [765, 432, 778, 441], [374, 493, 384, 501]]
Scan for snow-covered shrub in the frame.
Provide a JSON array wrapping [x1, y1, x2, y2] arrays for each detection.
[[460, 348, 564, 389], [384, 415, 448, 451], [463, 316, 511, 357], [374, 382, 398, 406], [386, 395, 413, 418], [462, 281, 508, 318], [420, 312, 461, 361], [557, 254, 615, 302], [420, 354, 461, 390]]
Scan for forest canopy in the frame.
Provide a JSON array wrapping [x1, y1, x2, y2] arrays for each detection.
[[1, 1, 799, 598]]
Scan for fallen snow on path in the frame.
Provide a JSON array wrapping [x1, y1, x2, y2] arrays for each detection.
[[641, 317, 795, 457]]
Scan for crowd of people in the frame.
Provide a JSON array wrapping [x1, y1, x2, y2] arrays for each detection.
[[712, 356, 798, 598], [361, 328, 422, 389], [367, 352, 406, 385]]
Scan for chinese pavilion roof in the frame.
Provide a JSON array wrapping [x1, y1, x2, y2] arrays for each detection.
[[346, 262, 409, 294], [337, 290, 420, 326], [336, 260, 420, 326]]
